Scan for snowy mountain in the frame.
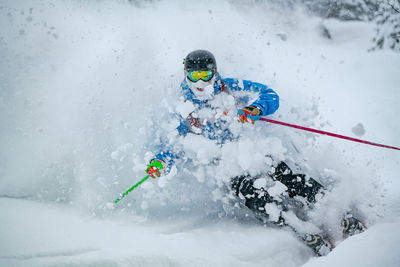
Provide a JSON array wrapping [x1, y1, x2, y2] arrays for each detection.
[[1, 0, 399, 266]]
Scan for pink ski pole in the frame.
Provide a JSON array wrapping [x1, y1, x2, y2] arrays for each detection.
[[260, 118, 400, 151]]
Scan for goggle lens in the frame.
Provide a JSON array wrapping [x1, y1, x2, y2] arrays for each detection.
[[187, 70, 214, 82]]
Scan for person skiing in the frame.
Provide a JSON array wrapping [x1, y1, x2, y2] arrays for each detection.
[[144, 49, 366, 256]]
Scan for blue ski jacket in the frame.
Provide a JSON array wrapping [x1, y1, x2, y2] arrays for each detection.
[[152, 72, 279, 172]]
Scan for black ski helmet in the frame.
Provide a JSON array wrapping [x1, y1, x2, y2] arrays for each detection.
[[184, 50, 217, 72]]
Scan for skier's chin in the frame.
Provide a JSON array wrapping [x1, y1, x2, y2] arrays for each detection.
[[188, 78, 216, 100], [195, 93, 212, 100], [192, 89, 213, 101]]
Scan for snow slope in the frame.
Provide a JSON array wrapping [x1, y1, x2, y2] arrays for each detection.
[[0, 198, 310, 267], [303, 220, 400, 267], [1, 0, 400, 266], [1, 198, 399, 267]]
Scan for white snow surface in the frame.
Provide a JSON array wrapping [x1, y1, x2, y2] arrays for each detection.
[[1, 0, 400, 266], [0, 198, 310, 267]]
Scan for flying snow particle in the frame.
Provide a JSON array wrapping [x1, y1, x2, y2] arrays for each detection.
[[141, 201, 149, 210], [176, 101, 195, 118], [253, 178, 267, 189], [267, 182, 288, 197], [276, 32, 287, 41], [352, 123, 366, 137], [110, 151, 119, 160], [106, 202, 115, 210]]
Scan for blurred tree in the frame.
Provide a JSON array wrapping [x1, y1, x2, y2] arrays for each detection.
[[371, 0, 400, 51], [301, 0, 379, 21]]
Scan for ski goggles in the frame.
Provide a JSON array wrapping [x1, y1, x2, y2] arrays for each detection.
[[187, 70, 214, 82]]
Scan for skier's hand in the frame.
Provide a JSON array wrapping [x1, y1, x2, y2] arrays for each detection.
[[237, 106, 262, 124], [146, 159, 166, 178]]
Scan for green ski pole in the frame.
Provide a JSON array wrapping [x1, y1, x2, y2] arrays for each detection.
[[114, 175, 150, 204]]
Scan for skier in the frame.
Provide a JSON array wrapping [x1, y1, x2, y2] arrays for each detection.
[[145, 49, 365, 256]]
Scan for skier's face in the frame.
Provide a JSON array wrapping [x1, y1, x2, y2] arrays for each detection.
[[186, 70, 217, 100]]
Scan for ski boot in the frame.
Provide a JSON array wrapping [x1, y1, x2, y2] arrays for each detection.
[[342, 214, 367, 237], [303, 234, 333, 256]]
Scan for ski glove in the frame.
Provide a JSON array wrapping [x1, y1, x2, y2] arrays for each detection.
[[237, 106, 262, 124], [146, 159, 166, 178]]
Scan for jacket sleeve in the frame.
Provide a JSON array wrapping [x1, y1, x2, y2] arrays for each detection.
[[151, 116, 188, 174], [223, 78, 279, 116], [152, 149, 177, 174]]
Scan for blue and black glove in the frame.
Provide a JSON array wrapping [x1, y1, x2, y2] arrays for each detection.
[[237, 106, 262, 124]]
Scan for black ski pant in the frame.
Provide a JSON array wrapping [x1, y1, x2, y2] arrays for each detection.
[[231, 161, 324, 224], [231, 163, 366, 256]]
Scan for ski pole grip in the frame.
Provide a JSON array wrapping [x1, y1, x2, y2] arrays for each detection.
[[146, 160, 165, 176]]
